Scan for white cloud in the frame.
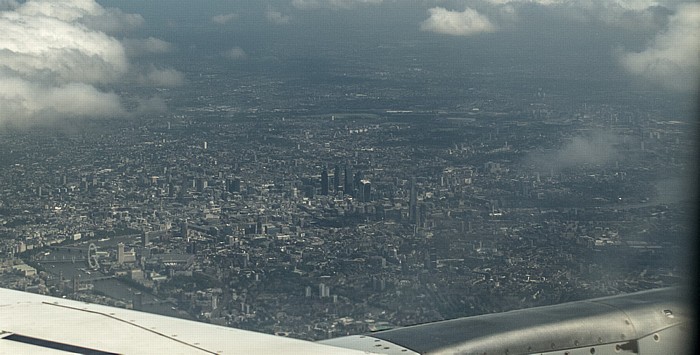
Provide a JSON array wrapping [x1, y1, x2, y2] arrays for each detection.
[[15, 0, 102, 22], [619, 2, 700, 92], [292, 0, 383, 10], [16, 0, 143, 33], [0, 0, 174, 127], [80, 7, 145, 34], [526, 130, 621, 172], [0, 11, 128, 84], [223, 47, 247, 60], [266, 9, 290, 24], [429, 0, 698, 92], [122, 37, 174, 57], [420, 7, 496, 36], [138, 65, 185, 88], [0, 76, 124, 127], [135, 96, 168, 116], [212, 12, 238, 25]]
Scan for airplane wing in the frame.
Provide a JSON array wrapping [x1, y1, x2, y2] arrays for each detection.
[[1, 287, 691, 354], [0, 288, 375, 355], [323, 287, 692, 354]]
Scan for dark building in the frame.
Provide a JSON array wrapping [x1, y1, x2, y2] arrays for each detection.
[[334, 165, 341, 192], [303, 185, 315, 198], [227, 178, 241, 193], [187, 241, 197, 254], [409, 177, 417, 223], [142, 231, 150, 247], [360, 180, 371, 202], [321, 167, 329, 195], [195, 177, 207, 192], [344, 165, 352, 196], [353, 171, 363, 192]]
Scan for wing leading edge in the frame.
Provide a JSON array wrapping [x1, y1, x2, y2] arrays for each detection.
[[321, 287, 692, 355], [0, 288, 374, 355]]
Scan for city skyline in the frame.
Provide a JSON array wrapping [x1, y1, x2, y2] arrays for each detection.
[[0, 0, 697, 342]]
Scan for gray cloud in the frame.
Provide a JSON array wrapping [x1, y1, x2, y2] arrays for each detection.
[[420, 0, 698, 92], [0, 0, 18, 11], [525, 131, 621, 172], [266, 9, 291, 24], [122, 37, 175, 57], [420, 7, 496, 36], [16, 0, 144, 33], [618, 2, 700, 92], [223, 47, 247, 60], [471, 0, 673, 31], [138, 65, 185, 88], [0, 75, 124, 128], [79, 7, 145, 34], [212, 12, 238, 25], [135, 96, 168, 116], [292, 0, 383, 10]]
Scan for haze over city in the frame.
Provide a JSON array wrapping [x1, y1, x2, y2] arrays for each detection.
[[0, 0, 697, 340]]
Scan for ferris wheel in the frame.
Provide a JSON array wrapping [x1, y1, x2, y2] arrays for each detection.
[[87, 243, 99, 270]]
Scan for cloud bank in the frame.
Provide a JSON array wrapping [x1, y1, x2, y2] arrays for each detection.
[[0, 0, 179, 128], [292, 0, 383, 10], [420, 7, 496, 36], [419, 0, 699, 92], [619, 2, 700, 92]]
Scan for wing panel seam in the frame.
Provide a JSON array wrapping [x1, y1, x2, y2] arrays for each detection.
[[41, 301, 218, 354]]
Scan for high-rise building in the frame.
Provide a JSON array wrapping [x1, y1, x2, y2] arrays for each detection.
[[333, 165, 341, 192], [321, 168, 329, 195], [344, 165, 351, 195], [409, 177, 417, 222], [360, 179, 371, 202], [227, 178, 241, 193], [142, 232, 150, 247], [117, 242, 136, 263], [117, 243, 125, 264], [195, 177, 207, 192], [353, 171, 362, 192], [73, 277, 79, 293]]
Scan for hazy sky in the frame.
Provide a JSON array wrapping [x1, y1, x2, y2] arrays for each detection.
[[0, 0, 698, 126]]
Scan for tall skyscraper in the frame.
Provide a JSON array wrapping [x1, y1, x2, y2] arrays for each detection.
[[321, 167, 329, 195], [344, 165, 352, 196], [117, 243, 125, 264], [333, 165, 340, 192], [353, 171, 362, 192], [360, 180, 371, 202], [142, 231, 151, 247], [409, 177, 417, 222]]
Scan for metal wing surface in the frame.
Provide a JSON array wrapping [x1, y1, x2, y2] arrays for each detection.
[[1, 287, 691, 355], [0, 288, 374, 355]]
